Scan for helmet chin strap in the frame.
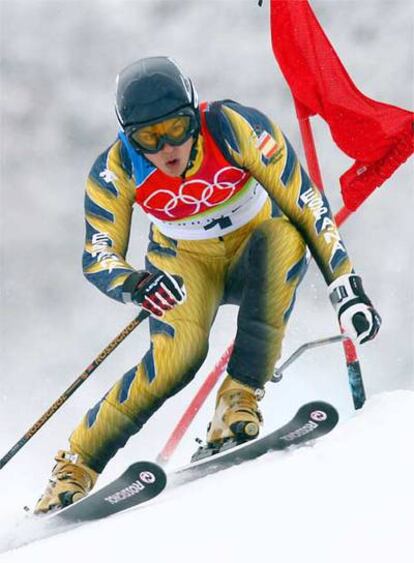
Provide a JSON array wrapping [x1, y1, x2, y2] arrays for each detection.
[[185, 104, 201, 170], [182, 134, 201, 177]]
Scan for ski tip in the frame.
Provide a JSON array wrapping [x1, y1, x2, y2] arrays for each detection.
[[300, 401, 339, 428], [53, 460, 168, 523], [124, 461, 167, 489]]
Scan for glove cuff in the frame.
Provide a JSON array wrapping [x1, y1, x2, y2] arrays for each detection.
[[328, 273, 369, 312], [121, 270, 150, 303]]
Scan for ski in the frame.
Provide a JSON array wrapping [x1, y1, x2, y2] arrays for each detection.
[[45, 401, 337, 524], [50, 461, 166, 523], [168, 400, 338, 487]]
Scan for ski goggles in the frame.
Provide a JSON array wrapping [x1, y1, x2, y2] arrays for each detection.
[[126, 109, 197, 154]]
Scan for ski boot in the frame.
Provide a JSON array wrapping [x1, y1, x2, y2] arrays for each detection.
[[192, 375, 264, 462], [34, 450, 98, 514]]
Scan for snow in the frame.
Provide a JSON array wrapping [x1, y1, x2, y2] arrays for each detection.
[[1, 390, 413, 563]]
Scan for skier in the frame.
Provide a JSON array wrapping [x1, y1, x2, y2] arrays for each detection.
[[35, 56, 381, 513]]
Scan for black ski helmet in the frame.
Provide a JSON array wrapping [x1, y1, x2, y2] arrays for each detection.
[[115, 56, 199, 133]]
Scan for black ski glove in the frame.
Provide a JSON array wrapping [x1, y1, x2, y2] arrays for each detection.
[[328, 274, 381, 344], [122, 270, 186, 318]]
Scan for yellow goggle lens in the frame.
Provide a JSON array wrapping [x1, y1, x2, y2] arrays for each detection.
[[131, 115, 191, 150]]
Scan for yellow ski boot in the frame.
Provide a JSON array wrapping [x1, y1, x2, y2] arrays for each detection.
[[34, 450, 98, 514], [206, 375, 264, 446]]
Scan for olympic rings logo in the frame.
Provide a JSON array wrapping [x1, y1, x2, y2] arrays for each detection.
[[143, 166, 247, 218]]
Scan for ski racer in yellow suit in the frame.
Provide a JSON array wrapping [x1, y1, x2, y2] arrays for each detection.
[[35, 57, 381, 513]]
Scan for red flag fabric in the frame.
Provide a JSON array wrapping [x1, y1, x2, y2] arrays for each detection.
[[270, 0, 414, 210]]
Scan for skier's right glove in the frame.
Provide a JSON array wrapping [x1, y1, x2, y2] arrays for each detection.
[[328, 273, 381, 345], [122, 270, 186, 318]]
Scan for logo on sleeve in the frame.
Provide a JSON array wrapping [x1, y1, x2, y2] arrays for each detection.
[[299, 187, 348, 272], [91, 232, 120, 273], [255, 131, 283, 166], [99, 169, 119, 185]]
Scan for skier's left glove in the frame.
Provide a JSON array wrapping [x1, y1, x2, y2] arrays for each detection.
[[328, 273, 381, 344]]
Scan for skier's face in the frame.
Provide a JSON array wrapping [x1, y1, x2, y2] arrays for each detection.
[[143, 136, 194, 177]]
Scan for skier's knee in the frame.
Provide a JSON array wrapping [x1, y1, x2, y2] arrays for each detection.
[[164, 337, 209, 397]]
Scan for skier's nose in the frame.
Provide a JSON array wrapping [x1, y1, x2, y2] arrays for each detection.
[[161, 143, 175, 154]]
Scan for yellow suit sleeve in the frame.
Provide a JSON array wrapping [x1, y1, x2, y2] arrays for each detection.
[[83, 140, 138, 302], [221, 103, 353, 284]]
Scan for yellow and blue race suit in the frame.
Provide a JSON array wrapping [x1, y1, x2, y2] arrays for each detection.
[[70, 100, 353, 471]]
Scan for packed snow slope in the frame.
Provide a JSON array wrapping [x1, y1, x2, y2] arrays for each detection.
[[0, 390, 413, 563]]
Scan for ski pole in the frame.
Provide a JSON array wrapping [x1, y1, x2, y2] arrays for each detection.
[[0, 310, 149, 470], [271, 334, 347, 382]]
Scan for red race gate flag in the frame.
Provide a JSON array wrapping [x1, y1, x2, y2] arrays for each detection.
[[270, 0, 414, 210]]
